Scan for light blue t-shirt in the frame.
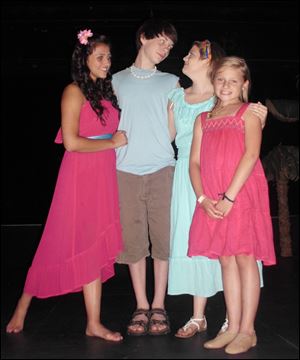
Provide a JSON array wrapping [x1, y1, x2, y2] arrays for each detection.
[[112, 66, 179, 175]]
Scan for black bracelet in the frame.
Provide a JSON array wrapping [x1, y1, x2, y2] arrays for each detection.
[[218, 192, 235, 203], [223, 193, 235, 203]]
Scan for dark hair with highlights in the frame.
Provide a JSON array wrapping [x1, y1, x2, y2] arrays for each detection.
[[193, 40, 226, 76], [136, 18, 177, 50], [71, 33, 119, 125]]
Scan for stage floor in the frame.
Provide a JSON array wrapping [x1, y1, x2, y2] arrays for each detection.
[[1, 218, 299, 359]]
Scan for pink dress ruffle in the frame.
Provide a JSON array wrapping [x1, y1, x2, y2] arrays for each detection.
[[24, 100, 123, 298], [188, 103, 276, 266]]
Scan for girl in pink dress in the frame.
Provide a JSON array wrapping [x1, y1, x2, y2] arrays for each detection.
[[188, 56, 276, 354], [6, 30, 127, 342]]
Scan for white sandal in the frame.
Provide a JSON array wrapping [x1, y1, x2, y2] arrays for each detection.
[[175, 316, 207, 338]]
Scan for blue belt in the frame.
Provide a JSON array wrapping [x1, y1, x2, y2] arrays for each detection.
[[87, 133, 113, 139]]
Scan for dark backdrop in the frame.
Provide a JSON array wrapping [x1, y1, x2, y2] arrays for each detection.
[[1, 0, 299, 224]]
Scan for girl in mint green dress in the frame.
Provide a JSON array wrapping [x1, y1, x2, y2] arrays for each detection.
[[167, 41, 265, 338], [168, 87, 223, 298]]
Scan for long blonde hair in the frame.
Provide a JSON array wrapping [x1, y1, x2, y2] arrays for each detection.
[[211, 56, 251, 102]]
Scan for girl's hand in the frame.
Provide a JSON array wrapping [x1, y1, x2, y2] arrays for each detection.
[[111, 130, 128, 148], [248, 102, 267, 129], [215, 199, 233, 217], [201, 198, 224, 219]]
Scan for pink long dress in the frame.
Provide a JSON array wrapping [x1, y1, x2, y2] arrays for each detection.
[[24, 100, 123, 298], [188, 103, 276, 266]]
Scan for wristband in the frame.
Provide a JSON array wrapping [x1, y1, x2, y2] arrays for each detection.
[[197, 195, 206, 204]]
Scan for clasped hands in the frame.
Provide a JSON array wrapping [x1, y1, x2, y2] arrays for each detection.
[[200, 197, 233, 219]]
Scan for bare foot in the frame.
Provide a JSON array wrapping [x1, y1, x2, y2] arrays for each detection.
[[86, 323, 123, 342], [6, 305, 28, 333], [6, 294, 32, 334], [6, 311, 25, 333]]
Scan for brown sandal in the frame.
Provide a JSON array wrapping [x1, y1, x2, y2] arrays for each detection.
[[127, 309, 150, 336], [148, 308, 171, 336]]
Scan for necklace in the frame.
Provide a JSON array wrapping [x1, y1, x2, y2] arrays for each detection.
[[207, 102, 241, 119], [207, 105, 225, 119], [130, 65, 157, 80]]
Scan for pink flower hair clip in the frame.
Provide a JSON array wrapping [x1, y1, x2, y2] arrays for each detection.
[[77, 29, 93, 45]]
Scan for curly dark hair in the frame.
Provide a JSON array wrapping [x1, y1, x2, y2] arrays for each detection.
[[71, 33, 119, 125]]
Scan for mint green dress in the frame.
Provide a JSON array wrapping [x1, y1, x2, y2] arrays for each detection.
[[167, 88, 263, 296]]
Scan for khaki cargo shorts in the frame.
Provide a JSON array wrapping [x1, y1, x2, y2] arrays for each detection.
[[117, 166, 174, 264]]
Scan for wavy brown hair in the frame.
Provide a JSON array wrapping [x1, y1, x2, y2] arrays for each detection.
[[71, 33, 119, 125]]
